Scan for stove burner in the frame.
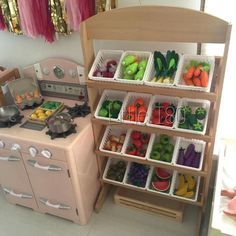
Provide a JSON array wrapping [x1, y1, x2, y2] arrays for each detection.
[[0, 115, 23, 128], [66, 103, 90, 119], [46, 124, 77, 140]]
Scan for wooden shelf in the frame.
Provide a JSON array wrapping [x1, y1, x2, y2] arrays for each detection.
[[102, 179, 204, 207], [81, 6, 231, 234], [91, 117, 213, 142], [96, 150, 208, 177]]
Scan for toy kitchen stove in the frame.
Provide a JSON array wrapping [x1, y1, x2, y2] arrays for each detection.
[[0, 58, 100, 225]]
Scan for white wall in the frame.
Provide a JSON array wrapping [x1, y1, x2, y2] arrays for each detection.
[[0, 0, 200, 70]]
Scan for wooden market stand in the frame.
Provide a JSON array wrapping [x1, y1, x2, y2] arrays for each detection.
[[80, 6, 231, 235]]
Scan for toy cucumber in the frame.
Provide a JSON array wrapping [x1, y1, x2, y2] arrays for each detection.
[[125, 62, 138, 75], [134, 70, 145, 80], [138, 60, 148, 71], [122, 55, 137, 67]]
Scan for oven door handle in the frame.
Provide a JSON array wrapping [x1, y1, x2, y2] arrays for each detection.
[[39, 198, 71, 210], [3, 187, 33, 199], [0, 156, 20, 161], [27, 160, 62, 171]]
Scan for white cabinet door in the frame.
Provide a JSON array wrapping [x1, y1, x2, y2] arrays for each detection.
[[23, 154, 79, 223], [0, 149, 37, 209]]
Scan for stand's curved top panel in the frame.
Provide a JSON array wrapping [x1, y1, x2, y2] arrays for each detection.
[[81, 6, 230, 43]]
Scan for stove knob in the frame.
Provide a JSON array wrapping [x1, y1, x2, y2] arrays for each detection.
[[0, 141, 5, 149], [11, 144, 21, 151], [41, 149, 52, 159], [29, 147, 38, 158]]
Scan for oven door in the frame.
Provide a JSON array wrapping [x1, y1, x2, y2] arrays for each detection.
[[22, 153, 79, 223], [0, 149, 37, 209]]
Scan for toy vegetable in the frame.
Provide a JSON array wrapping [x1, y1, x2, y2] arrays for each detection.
[[122, 55, 137, 67]]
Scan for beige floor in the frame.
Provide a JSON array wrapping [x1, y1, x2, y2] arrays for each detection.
[[0, 189, 201, 236]]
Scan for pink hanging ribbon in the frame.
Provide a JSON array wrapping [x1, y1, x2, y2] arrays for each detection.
[[65, 0, 95, 31], [0, 7, 6, 30], [18, 0, 55, 42]]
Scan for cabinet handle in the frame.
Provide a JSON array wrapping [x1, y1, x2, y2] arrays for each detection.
[[0, 156, 20, 161], [39, 198, 71, 210], [3, 187, 32, 199], [27, 160, 62, 171]]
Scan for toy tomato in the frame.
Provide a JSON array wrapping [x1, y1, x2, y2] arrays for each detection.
[[134, 98, 144, 108], [161, 102, 170, 108], [152, 108, 160, 118]]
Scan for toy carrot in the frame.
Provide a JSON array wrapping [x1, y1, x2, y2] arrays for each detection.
[[200, 71, 209, 87]]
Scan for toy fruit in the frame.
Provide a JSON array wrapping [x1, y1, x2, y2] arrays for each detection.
[[152, 180, 170, 192], [151, 151, 161, 160], [182, 191, 195, 198], [127, 163, 149, 187], [136, 149, 146, 158], [195, 107, 207, 120], [178, 175, 185, 189], [106, 161, 126, 182], [98, 108, 109, 117], [156, 168, 171, 179], [175, 182, 188, 196], [131, 131, 141, 140], [160, 134, 169, 145], [126, 145, 137, 155], [185, 175, 196, 190]]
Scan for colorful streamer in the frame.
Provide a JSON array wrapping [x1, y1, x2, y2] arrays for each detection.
[[0, 6, 6, 30]]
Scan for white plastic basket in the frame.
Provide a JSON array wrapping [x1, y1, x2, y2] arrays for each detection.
[[144, 53, 181, 88], [88, 50, 123, 82], [114, 51, 152, 84], [119, 92, 152, 125], [99, 126, 127, 155], [94, 89, 127, 122], [172, 138, 206, 171], [175, 54, 215, 92], [123, 162, 150, 190], [170, 171, 201, 202], [175, 98, 210, 135], [146, 95, 181, 130], [146, 166, 174, 196], [102, 158, 128, 184], [146, 133, 177, 165], [121, 129, 152, 160]]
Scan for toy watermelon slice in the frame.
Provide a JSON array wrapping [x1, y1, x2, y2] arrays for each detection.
[[156, 168, 171, 179], [152, 180, 170, 192]]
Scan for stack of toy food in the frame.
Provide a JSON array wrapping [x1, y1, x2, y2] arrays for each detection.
[[93, 59, 118, 78], [174, 174, 197, 199], [149, 135, 174, 163], [150, 50, 179, 84], [150, 168, 172, 193], [121, 54, 148, 81], [178, 105, 207, 132], [98, 100, 123, 119], [182, 60, 210, 87]]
